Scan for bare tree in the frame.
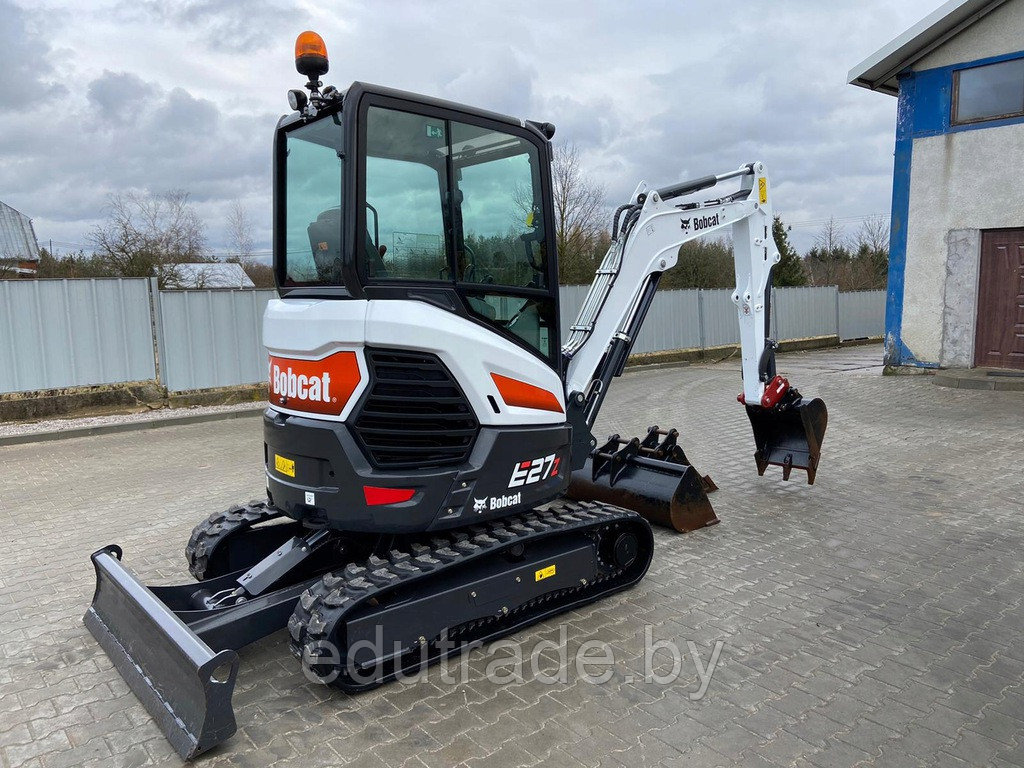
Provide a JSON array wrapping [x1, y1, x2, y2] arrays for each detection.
[[813, 216, 848, 257], [804, 215, 889, 290], [552, 143, 607, 283], [89, 190, 210, 285], [852, 215, 890, 290], [224, 200, 275, 287], [855, 215, 890, 254], [227, 200, 255, 261]]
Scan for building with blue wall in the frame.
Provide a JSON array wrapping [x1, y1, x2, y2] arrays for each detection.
[[850, 0, 1024, 371]]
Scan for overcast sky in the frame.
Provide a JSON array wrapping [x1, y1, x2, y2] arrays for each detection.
[[1, 0, 946, 258]]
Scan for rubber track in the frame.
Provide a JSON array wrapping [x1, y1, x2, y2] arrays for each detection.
[[288, 499, 651, 691], [184, 501, 282, 581]]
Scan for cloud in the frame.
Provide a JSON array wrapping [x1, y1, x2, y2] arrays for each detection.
[[0, 0, 67, 107], [122, 0, 309, 53], [87, 71, 157, 121], [0, 66, 274, 250], [443, 47, 538, 122], [1, 0, 946, 255]]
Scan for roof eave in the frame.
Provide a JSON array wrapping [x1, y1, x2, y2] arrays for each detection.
[[848, 0, 1009, 94], [848, 78, 900, 97]]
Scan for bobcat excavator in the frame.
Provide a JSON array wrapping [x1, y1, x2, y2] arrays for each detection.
[[84, 32, 828, 759]]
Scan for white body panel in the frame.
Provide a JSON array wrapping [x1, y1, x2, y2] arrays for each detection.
[[263, 298, 564, 426], [263, 298, 371, 421]]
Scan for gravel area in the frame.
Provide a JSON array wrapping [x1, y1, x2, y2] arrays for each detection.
[[0, 400, 267, 438]]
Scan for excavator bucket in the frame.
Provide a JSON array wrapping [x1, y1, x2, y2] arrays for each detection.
[[566, 427, 719, 533], [745, 396, 828, 483], [84, 546, 239, 760]]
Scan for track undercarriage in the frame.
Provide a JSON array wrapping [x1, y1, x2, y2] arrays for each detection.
[[85, 500, 653, 759]]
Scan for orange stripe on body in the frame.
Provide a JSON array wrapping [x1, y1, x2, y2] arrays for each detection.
[[490, 373, 564, 413]]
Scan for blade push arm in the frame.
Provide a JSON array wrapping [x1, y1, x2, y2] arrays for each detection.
[[563, 161, 779, 415]]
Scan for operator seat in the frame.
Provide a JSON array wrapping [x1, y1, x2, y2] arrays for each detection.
[[364, 230, 387, 278], [307, 208, 343, 283], [307, 206, 388, 280]]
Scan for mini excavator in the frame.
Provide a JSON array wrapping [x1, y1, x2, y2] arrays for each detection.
[[84, 32, 827, 758]]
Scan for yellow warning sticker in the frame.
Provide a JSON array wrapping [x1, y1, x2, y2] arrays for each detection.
[[758, 177, 768, 204], [274, 454, 295, 477], [535, 564, 556, 582]]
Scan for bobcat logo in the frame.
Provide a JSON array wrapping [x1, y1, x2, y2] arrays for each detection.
[[680, 218, 692, 232], [473, 498, 488, 513]]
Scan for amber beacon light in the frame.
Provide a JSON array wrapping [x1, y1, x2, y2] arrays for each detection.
[[295, 31, 329, 79]]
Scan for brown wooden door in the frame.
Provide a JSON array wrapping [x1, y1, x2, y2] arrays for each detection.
[[974, 229, 1024, 370]]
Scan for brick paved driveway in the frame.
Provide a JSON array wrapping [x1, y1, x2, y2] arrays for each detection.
[[2, 345, 1023, 768]]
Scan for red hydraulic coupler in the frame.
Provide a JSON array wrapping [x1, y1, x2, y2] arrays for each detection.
[[760, 375, 790, 407], [737, 374, 791, 407]]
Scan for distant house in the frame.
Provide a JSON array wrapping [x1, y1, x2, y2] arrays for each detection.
[[849, 0, 1024, 371], [0, 201, 41, 277], [161, 262, 255, 289]]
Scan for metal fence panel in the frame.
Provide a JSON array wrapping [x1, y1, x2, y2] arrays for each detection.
[[558, 284, 588, 337], [560, 286, 704, 354], [631, 289, 702, 354], [700, 289, 739, 348], [772, 286, 838, 341], [839, 290, 885, 340], [558, 284, 847, 355], [0, 278, 155, 393], [158, 289, 276, 391], [0, 279, 881, 396]]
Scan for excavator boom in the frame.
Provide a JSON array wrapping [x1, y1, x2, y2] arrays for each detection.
[[563, 162, 827, 526]]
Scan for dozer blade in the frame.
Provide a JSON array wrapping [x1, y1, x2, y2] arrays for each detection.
[[566, 427, 719, 533], [84, 546, 239, 760], [745, 396, 828, 483]]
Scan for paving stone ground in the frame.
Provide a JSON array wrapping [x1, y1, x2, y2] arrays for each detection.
[[2, 344, 1023, 768]]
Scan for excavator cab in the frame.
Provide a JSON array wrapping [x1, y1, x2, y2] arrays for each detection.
[[275, 82, 562, 368]]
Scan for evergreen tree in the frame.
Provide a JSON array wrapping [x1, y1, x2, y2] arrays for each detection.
[[771, 215, 807, 286]]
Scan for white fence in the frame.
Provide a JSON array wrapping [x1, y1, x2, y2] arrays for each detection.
[[561, 285, 869, 353], [839, 290, 887, 341], [0, 278, 884, 395], [0, 279, 156, 393], [156, 289, 276, 391]]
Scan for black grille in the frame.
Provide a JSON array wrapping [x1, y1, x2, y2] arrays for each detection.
[[352, 349, 478, 469]]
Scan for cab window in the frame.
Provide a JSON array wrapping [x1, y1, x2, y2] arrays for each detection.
[[361, 105, 555, 360], [282, 117, 344, 286], [450, 122, 548, 290], [364, 107, 450, 280], [449, 121, 553, 357]]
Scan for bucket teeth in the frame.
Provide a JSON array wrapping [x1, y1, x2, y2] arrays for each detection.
[[566, 426, 719, 533], [745, 394, 828, 484]]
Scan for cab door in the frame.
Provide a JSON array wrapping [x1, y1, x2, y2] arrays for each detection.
[[449, 119, 559, 365], [355, 97, 561, 370]]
